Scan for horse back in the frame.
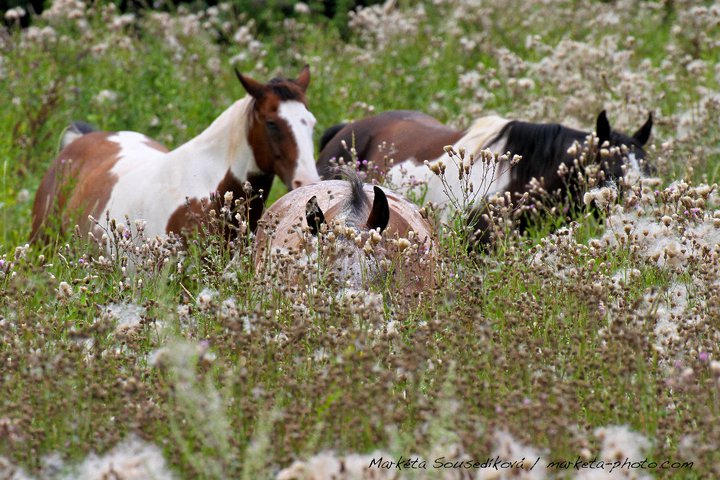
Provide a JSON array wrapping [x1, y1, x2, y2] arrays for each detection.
[[30, 131, 168, 242], [318, 110, 462, 178]]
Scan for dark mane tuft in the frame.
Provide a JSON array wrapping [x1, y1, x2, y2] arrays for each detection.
[[339, 167, 370, 224], [267, 77, 306, 102]]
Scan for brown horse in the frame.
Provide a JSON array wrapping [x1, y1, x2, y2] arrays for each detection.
[[254, 173, 435, 295], [31, 66, 320, 244], [318, 110, 653, 243]]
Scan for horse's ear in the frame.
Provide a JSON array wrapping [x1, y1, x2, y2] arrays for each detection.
[[632, 112, 653, 146], [305, 196, 325, 236], [295, 64, 310, 92], [235, 68, 265, 99], [367, 186, 390, 232], [596, 110, 611, 146]]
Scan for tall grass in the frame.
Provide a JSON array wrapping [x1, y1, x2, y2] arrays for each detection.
[[1, 0, 719, 478]]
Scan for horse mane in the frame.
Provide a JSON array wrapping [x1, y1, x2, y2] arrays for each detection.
[[267, 77, 306, 102], [493, 120, 587, 185], [339, 168, 370, 226]]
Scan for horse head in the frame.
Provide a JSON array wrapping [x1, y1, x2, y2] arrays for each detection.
[[595, 110, 654, 182], [237, 65, 320, 190], [255, 175, 435, 296]]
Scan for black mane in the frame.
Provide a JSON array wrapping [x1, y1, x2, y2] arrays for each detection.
[[495, 120, 587, 188]]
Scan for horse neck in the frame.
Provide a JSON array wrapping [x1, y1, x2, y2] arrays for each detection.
[[169, 96, 260, 182], [502, 121, 587, 180]]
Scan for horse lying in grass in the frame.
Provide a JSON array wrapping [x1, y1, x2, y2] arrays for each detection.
[[31, 66, 320, 244], [318, 110, 653, 244], [254, 172, 435, 296]]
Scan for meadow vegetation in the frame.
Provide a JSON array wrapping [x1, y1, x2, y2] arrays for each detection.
[[1, 0, 719, 478]]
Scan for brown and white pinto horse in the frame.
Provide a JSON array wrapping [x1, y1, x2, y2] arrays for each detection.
[[255, 173, 435, 294], [31, 66, 321, 243], [318, 110, 653, 243]]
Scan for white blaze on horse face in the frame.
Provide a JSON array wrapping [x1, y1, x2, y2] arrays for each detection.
[[627, 153, 641, 174], [278, 100, 320, 189], [623, 152, 643, 186]]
